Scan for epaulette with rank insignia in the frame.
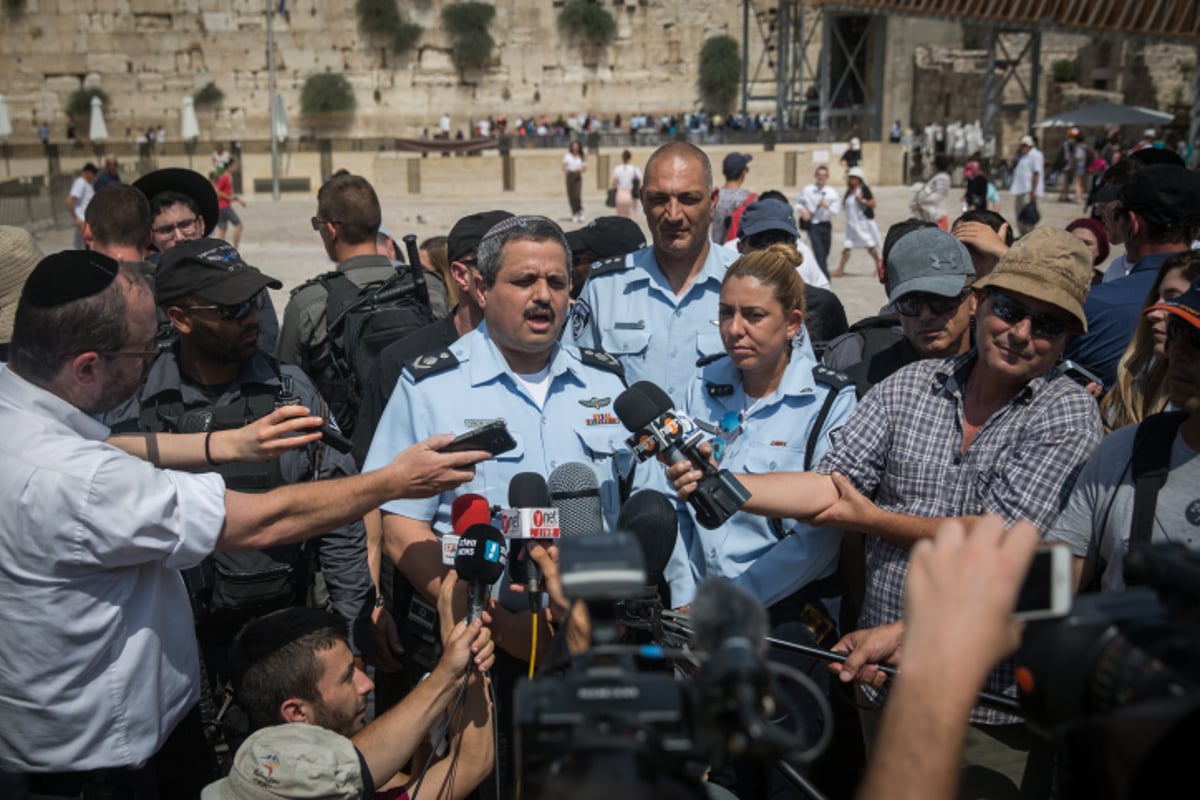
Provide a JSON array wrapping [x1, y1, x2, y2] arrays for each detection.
[[578, 348, 626, 384], [404, 348, 460, 382], [696, 352, 729, 368], [588, 254, 629, 277], [812, 364, 852, 391]]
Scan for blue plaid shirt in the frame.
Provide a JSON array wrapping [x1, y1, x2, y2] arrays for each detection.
[[816, 350, 1102, 724]]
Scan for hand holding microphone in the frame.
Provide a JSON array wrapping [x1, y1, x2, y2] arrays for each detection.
[[615, 381, 750, 529]]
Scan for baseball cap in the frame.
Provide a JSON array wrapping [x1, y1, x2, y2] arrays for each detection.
[[1117, 164, 1200, 229], [1020, 135, 1035, 148], [737, 198, 799, 240], [155, 238, 282, 305], [0, 226, 45, 342], [973, 227, 1092, 331], [885, 228, 974, 304], [448, 210, 513, 264], [722, 152, 753, 179], [1145, 278, 1200, 331], [200, 724, 364, 800], [848, 166, 867, 181], [134, 167, 221, 236], [566, 216, 646, 259]]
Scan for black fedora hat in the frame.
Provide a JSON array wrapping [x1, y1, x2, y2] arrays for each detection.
[[133, 168, 220, 236]]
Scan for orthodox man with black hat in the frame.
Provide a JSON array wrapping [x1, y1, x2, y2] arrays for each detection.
[[668, 227, 1105, 797], [0, 250, 487, 798], [104, 238, 374, 723]]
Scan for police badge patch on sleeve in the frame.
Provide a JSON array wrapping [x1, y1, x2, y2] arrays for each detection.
[[570, 298, 592, 339]]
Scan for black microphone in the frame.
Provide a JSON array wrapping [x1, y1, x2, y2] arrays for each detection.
[[616, 489, 679, 597], [453, 523, 508, 623], [548, 462, 604, 539], [506, 472, 555, 592], [614, 381, 751, 529]]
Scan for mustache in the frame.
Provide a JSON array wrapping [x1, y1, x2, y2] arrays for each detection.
[[523, 303, 555, 320]]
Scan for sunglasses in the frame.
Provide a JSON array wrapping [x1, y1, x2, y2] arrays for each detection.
[[1167, 317, 1200, 350], [987, 292, 1072, 339], [182, 292, 265, 321], [893, 288, 971, 318], [310, 216, 342, 231]]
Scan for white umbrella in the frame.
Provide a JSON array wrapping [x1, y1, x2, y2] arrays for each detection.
[[181, 96, 200, 141], [0, 93, 12, 140], [88, 95, 108, 143], [273, 93, 289, 143]]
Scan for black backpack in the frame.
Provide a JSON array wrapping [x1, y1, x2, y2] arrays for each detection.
[[314, 262, 433, 437]]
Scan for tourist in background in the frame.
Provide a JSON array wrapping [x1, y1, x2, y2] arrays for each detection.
[[834, 166, 881, 277], [563, 139, 587, 223], [610, 149, 642, 222]]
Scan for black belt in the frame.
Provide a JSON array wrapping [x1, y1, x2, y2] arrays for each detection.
[[22, 763, 155, 799]]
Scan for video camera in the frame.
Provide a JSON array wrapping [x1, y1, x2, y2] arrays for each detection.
[[513, 534, 825, 798], [1016, 543, 1200, 800]]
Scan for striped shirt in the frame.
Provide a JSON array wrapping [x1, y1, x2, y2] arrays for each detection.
[[816, 350, 1102, 724]]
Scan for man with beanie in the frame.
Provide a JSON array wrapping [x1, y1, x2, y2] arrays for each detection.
[[668, 227, 1104, 797]]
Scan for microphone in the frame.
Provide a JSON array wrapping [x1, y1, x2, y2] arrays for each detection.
[[548, 462, 604, 539], [616, 489, 679, 596], [613, 381, 751, 529], [503, 472, 560, 590], [453, 523, 508, 623], [447, 493, 493, 566]]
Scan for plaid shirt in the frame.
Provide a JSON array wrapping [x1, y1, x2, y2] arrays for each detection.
[[817, 350, 1103, 724]]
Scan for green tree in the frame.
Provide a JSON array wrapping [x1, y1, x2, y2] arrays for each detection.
[[442, 2, 496, 74], [300, 72, 356, 116], [558, 0, 615, 48], [699, 35, 740, 114], [192, 82, 224, 109]]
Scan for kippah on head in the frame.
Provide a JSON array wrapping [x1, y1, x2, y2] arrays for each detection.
[[21, 250, 119, 308]]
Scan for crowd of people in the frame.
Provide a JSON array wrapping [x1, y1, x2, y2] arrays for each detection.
[[3, 133, 1200, 800]]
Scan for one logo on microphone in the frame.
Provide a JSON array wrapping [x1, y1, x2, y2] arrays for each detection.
[[484, 540, 502, 563]]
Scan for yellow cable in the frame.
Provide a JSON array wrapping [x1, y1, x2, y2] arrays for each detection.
[[528, 610, 538, 678]]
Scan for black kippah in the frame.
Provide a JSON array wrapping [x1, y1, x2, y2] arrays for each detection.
[[21, 250, 119, 308]]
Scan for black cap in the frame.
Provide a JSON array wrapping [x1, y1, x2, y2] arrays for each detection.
[[565, 216, 646, 260], [448, 210, 514, 264], [22, 250, 119, 308], [133, 168, 221, 236], [1117, 165, 1200, 228], [722, 152, 752, 179], [154, 238, 282, 305], [1128, 147, 1186, 168], [737, 198, 799, 239]]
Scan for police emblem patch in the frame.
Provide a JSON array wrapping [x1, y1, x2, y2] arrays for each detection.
[[571, 298, 592, 339]]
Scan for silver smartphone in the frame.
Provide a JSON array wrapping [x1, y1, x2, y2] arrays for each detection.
[[1013, 544, 1072, 621]]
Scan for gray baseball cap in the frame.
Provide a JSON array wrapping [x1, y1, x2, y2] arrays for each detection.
[[886, 227, 975, 304]]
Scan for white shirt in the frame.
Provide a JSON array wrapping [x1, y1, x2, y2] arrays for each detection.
[[611, 163, 641, 190], [0, 368, 226, 771], [721, 237, 829, 290], [796, 183, 841, 224], [68, 176, 94, 223], [563, 152, 585, 173], [1010, 147, 1045, 196]]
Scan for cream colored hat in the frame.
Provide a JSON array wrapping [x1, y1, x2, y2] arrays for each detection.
[[0, 227, 44, 343], [973, 227, 1093, 331]]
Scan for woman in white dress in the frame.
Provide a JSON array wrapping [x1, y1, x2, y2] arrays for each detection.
[[610, 149, 642, 221], [562, 139, 587, 222], [833, 166, 881, 277]]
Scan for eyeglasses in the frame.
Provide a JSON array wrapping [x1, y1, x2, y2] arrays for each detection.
[[151, 217, 202, 238], [182, 293, 265, 321], [893, 288, 971, 318], [1166, 317, 1200, 350], [311, 216, 341, 231], [96, 345, 161, 364], [987, 292, 1072, 339]]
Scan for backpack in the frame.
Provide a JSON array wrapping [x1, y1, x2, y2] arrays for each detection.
[[723, 192, 758, 242], [314, 264, 434, 437]]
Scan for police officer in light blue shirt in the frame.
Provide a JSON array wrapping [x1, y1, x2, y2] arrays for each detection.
[[363, 215, 639, 660], [569, 141, 740, 402]]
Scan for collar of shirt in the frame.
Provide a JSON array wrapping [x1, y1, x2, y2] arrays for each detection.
[[635, 243, 735, 305], [337, 253, 395, 274], [139, 347, 281, 406], [462, 323, 582, 389], [704, 347, 820, 420], [0, 367, 110, 442], [1130, 250, 1184, 276], [930, 349, 1046, 407]]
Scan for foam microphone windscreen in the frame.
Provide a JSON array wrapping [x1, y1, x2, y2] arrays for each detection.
[[691, 578, 768, 656], [508, 472, 553, 507], [454, 523, 508, 586], [450, 493, 493, 535], [616, 489, 679, 584], [548, 462, 604, 539], [613, 382, 668, 431]]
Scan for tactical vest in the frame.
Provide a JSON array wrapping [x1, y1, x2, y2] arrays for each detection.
[[115, 379, 307, 618]]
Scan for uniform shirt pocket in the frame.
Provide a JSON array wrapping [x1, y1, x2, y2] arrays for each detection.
[[740, 442, 809, 475], [696, 332, 724, 363], [604, 328, 651, 357]]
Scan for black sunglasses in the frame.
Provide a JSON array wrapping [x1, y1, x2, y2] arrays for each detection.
[[893, 288, 971, 318], [988, 292, 1071, 339], [182, 293, 265, 322], [1167, 317, 1200, 350]]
